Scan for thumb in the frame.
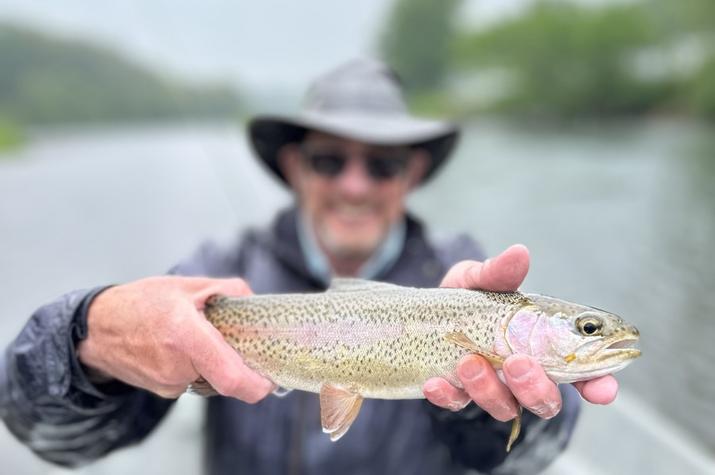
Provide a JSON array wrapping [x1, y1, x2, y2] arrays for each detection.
[[478, 244, 530, 292], [440, 245, 530, 292]]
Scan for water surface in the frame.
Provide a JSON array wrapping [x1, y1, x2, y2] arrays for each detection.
[[0, 119, 713, 473]]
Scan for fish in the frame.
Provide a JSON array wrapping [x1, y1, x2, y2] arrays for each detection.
[[194, 278, 641, 451]]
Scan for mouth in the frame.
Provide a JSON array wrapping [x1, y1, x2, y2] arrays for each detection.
[[548, 332, 641, 383], [330, 203, 376, 220], [605, 338, 639, 350], [574, 335, 641, 361], [599, 337, 641, 360]]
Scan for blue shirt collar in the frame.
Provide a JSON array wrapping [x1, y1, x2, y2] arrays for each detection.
[[297, 212, 406, 285]]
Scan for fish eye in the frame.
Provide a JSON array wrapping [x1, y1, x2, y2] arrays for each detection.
[[576, 316, 603, 336]]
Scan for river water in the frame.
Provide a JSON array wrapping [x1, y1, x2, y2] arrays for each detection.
[[0, 119, 713, 474]]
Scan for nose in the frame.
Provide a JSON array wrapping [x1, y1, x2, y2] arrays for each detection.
[[335, 157, 372, 197]]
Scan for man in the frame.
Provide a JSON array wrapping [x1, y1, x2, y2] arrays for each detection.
[[0, 59, 617, 474]]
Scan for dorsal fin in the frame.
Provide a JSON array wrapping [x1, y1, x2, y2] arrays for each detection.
[[328, 278, 404, 293]]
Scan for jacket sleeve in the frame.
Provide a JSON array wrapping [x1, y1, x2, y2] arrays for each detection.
[[0, 286, 174, 467], [429, 232, 582, 474]]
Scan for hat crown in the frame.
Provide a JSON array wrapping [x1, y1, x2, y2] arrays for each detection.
[[303, 59, 408, 116], [249, 58, 458, 187]]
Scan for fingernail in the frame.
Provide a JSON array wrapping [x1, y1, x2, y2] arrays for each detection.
[[532, 399, 561, 419], [423, 381, 442, 397], [496, 400, 519, 421], [506, 356, 533, 381], [447, 399, 470, 412], [459, 359, 484, 381], [429, 389, 445, 402]]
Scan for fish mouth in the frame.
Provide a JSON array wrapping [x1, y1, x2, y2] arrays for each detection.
[[575, 334, 641, 362], [550, 336, 641, 383], [595, 336, 641, 361]]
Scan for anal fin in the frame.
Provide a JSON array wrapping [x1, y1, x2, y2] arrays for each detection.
[[319, 384, 364, 442], [506, 407, 522, 452]]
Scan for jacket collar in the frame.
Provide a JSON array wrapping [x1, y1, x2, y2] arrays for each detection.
[[296, 211, 407, 286], [264, 207, 439, 288]]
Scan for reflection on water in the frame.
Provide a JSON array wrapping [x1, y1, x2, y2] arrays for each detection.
[[0, 120, 713, 474]]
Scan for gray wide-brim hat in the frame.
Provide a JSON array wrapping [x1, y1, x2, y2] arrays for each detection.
[[249, 58, 459, 186]]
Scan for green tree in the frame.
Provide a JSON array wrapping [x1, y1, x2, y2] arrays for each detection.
[[647, 0, 715, 117], [452, 1, 670, 118], [689, 58, 715, 118], [0, 24, 242, 125], [648, 0, 715, 38], [379, 0, 462, 94]]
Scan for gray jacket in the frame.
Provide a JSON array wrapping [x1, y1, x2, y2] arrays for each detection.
[[0, 208, 580, 474]]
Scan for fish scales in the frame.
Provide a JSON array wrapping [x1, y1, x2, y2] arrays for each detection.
[[200, 278, 640, 447], [206, 284, 524, 399]]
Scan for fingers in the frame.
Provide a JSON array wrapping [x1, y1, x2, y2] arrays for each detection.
[[503, 355, 562, 419], [440, 244, 530, 292], [82, 275, 272, 404], [182, 277, 273, 403], [423, 378, 472, 411], [457, 355, 519, 421], [573, 375, 618, 404], [189, 320, 274, 403], [440, 260, 479, 289], [428, 354, 557, 423], [480, 244, 530, 291], [429, 354, 617, 422], [154, 384, 192, 399]]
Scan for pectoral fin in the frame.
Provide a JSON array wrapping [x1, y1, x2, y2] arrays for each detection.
[[186, 377, 218, 397], [319, 384, 364, 441], [445, 332, 521, 451], [445, 331, 505, 368], [506, 407, 522, 452]]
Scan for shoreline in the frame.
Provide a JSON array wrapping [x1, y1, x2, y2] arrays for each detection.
[[0, 120, 24, 153]]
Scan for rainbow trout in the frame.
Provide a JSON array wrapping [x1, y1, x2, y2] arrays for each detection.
[[198, 278, 641, 450]]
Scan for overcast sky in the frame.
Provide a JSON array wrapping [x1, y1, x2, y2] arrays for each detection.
[[0, 0, 531, 103]]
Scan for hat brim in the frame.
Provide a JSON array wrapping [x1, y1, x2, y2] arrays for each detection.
[[248, 112, 459, 186]]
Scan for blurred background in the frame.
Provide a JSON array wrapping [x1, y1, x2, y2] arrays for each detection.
[[1, 0, 714, 474]]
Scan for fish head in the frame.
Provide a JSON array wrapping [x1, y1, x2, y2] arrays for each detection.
[[501, 295, 641, 384]]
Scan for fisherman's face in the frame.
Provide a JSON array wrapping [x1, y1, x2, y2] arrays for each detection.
[[281, 132, 426, 262]]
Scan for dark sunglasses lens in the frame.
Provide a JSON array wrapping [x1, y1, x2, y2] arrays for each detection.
[[366, 156, 408, 180], [307, 153, 346, 177]]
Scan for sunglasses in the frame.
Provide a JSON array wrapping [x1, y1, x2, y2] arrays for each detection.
[[300, 146, 411, 181]]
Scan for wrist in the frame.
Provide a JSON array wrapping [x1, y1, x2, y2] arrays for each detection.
[[76, 285, 116, 382]]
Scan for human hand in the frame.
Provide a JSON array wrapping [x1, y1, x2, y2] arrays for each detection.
[[77, 276, 274, 402], [423, 244, 619, 421]]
